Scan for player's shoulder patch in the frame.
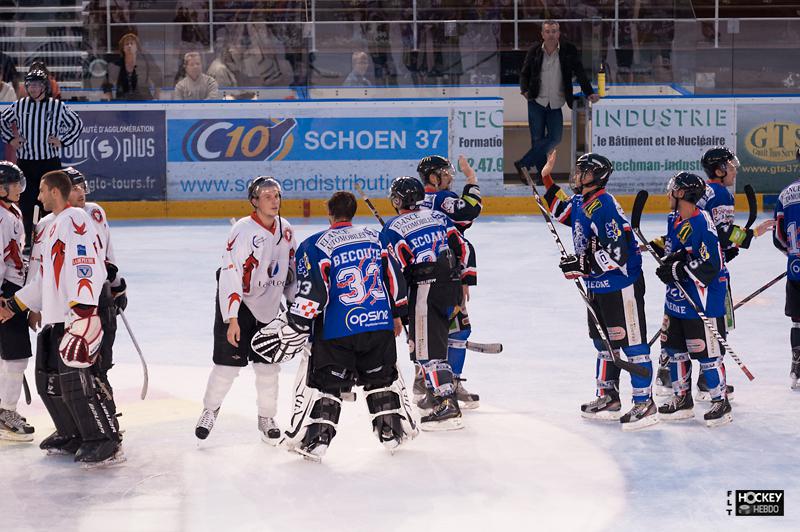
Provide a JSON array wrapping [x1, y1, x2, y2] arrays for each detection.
[[583, 197, 603, 217], [677, 220, 693, 243]]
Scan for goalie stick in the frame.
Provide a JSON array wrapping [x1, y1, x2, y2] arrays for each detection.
[[119, 310, 148, 399], [518, 168, 649, 378], [354, 183, 503, 355], [632, 190, 754, 381]]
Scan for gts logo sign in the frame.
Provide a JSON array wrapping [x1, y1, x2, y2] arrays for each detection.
[[345, 307, 389, 330]]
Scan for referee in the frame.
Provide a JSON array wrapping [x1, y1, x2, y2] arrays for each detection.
[[0, 67, 83, 242]]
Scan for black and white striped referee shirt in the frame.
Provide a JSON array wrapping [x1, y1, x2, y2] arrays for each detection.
[[0, 97, 83, 160]]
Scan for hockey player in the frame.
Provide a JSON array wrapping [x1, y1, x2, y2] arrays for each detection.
[[655, 172, 732, 427], [0, 162, 34, 441], [773, 148, 800, 390], [253, 191, 417, 461], [654, 147, 774, 399], [544, 151, 656, 430], [380, 176, 468, 430], [0, 170, 123, 464], [416, 154, 481, 409], [195, 176, 297, 444]]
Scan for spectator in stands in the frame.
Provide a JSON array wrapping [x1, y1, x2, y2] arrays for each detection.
[[102, 33, 162, 101], [516, 20, 598, 181], [174, 52, 221, 100], [343, 51, 372, 87], [0, 51, 18, 94], [0, 79, 14, 102]]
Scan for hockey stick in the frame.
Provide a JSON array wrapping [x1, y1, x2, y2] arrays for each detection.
[[519, 167, 649, 378], [19, 205, 40, 405], [743, 184, 757, 230], [118, 310, 148, 399], [354, 183, 503, 355], [631, 190, 754, 380], [733, 272, 786, 311]]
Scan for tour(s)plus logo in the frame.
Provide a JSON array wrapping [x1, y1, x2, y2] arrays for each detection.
[[744, 121, 800, 162], [181, 118, 297, 162], [727, 490, 784, 516]]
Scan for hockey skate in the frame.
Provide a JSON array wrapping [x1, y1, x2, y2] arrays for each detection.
[[791, 350, 800, 390], [195, 407, 219, 440], [293, 433, 331, 463], [580, 390, 622, 421], [454, 377, 480, 410], [40, 431, 81, 455], [420, 396, 463, 431], [619, 399, 659, 431], [0, 408, 34, 442], [703, 398, 732, 428], [75, 440, 126, 469], [657, 393, 694, 421], [415, 387, 436, 411], [258, 416, 281, 446], [695, 372, 735, 402], [654, 366, 673, 397]]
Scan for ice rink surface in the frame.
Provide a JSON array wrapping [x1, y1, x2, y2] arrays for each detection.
[[1, 213, 798, 532]]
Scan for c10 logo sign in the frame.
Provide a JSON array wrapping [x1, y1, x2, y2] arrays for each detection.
[[181, 118, 297, 161]]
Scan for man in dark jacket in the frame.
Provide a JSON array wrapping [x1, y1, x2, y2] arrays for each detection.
[[516, 20, 598, 180]]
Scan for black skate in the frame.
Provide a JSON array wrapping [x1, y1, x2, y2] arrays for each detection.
[[654, 366, 673, 397], [703, 398, 732, 428], [415, 388, 436, 411], [40, 431, 81, 455], [75, 439, 126, 468], [695, 372, 735, 402], [454, 377, 480, 410], [295, 433, 332, 463], [258, 416, 281, 446], [580, 389, 622, 421], [791, 349, 800, 390], [195, 407, 219, 440], [0, 408, 35, 442], [658, 393, 694, 421], [619, 399, 659, 431], [420, 396, 463, 431]]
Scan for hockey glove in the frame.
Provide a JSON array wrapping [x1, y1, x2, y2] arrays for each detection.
[[251, 314, 309, 364], [59, 307, 104, 368], [111, 277, 128, 314], [559, 254, 591, 279], [723, 247, 740, 263], [655, 260, 689, 284]]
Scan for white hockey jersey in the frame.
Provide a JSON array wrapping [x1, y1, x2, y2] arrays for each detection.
[[26, 212, 55, 286], [218, 213, 297, 324], [84, 202, 116, 265], [0, 202, 25, 288], [16, 207, 106, 325]]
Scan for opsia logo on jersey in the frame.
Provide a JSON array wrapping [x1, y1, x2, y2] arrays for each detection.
[[727, 490, 784, 516], [180, 118, 297, 162], [345, 307, 389, 331]]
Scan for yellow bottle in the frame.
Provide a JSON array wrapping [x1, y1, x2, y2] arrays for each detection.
[[598, 64, 606, 97]]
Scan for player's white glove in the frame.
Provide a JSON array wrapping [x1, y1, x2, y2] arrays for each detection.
[[59, 308, 104, 368], [251, 313, 309, 364]]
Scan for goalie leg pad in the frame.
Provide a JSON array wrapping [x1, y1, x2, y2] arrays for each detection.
[[35, 325, 80, 441], [422, 359, 455, 397], [364, 370, 419, 449], [60, 366, 121, 444]]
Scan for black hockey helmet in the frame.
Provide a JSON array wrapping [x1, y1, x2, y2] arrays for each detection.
[[24, 67, 48, 86], [417, 155, 454, 184], [667, 172, 706, 204], [389, 176, 425, 210], [701, 146, 739, 179], [248, 176, 281, 200], [571, 152, 613, 193], [0, 161, 26, 195], [63, 166, 86, 188]]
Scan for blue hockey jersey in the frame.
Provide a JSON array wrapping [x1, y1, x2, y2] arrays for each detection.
[[379, 208, 467, 282], [697, 181, 752, 250], [773, 179, 800, 281], [288, 222, 407, 341], [544, 186, 642, 294], [662, 209, 727, 319]]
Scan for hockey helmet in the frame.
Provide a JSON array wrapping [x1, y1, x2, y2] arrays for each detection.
[[667, 172, 706, 204], [0, 160, 26, 194], [248, 176, 281, 200], [701, 146, 739, 179], [24, 67, 48, 86], [571, 152, 613, 193], [63, 166, 87, 190], [417, 155, 454, 184], [389, 176, 425, 210]]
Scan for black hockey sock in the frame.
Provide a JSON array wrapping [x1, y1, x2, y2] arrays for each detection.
[[791, 321, 800, 350]]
